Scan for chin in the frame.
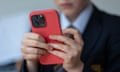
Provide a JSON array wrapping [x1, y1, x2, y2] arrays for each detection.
[[62, 9, 74, 17]]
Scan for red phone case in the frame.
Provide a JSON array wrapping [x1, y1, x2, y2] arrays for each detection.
[[29, 9, 63, 65]]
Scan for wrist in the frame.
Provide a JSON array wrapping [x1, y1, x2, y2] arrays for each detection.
[[27, 60, 38, 65], [66, 62, 84, 72], [27, 60, 38, 72]]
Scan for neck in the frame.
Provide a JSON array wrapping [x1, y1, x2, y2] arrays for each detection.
[[67, 13, 79, 22], [67, 1, 90, 23]]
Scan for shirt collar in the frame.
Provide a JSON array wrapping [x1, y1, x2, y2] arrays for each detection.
[[60, 3, 93, 34]]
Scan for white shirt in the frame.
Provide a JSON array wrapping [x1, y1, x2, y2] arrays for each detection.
[[60, 3, 93, 34]]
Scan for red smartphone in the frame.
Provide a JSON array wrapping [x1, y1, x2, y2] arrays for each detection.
[[29, 9, 63, 65]]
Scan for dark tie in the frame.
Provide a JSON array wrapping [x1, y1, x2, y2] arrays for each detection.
[[64, 24, 77, 39]]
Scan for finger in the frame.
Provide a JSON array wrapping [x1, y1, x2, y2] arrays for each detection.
[[22, 39, 49, 50], [23, 33, 45, 42], [23, 53, 40, 60], [64, 33, 74, 40], [48, 43, 69, 53], [21, 47, 47, 55], [63, 28, 83, 43], [49, 50, 66, 59], [49, 35, 74, 46]]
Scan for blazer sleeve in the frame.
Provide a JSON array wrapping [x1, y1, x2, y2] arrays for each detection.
[[82, 65, 95, 72], [20, 60, 55, 72], [106, 22, 120, 72], [20, 60, 42, 72], [20, 60, 28, 72]]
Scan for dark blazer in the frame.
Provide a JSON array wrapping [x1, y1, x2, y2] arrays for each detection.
[[20, 6, 120, 72]]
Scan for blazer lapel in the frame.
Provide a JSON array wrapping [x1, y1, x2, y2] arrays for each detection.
[[81, 6, 103, 62]]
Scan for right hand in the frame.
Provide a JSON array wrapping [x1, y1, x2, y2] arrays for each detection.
[[21, 33, 50, 63]]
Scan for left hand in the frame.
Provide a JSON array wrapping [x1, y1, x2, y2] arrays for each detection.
[[48, 28, 84, 72]]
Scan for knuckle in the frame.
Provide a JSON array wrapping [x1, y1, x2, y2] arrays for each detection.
[[41, 50, 46, 54], [24, 33, 31, 38], [65, 37, 69, 41], [31, 34, 39, 40], [23, 54, 27, 59], [28, 55, 36, 60], [26, 55, 31, 60], [67, 55, 73, 60], [58, 35, 62, 39], [73, 51, 78, 57], [64, 36, 70, 42], [33, 55, 38, 59], [38, 49, 42, 54], [74, 30, 79, 34], [34, 49, 39, 54], [35, 34, 40, 40], [33, 41, 39, 46], [21, 39, 29, 46], [39, 37, 45, 42]]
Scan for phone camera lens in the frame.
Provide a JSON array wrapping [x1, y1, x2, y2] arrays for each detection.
[[32, 14, 46, 27]]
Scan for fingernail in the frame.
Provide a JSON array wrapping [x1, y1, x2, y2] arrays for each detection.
[[49, 35, 55, 39], [49, 35, 52, 39], [48, 45, 53, 51]]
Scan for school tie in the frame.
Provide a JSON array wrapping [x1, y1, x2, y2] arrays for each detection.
[[65, 24, 77, 39]]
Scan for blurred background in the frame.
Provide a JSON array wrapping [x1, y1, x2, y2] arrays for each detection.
[[0, 0, 120, 19], [0, 0, 120, 71]]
